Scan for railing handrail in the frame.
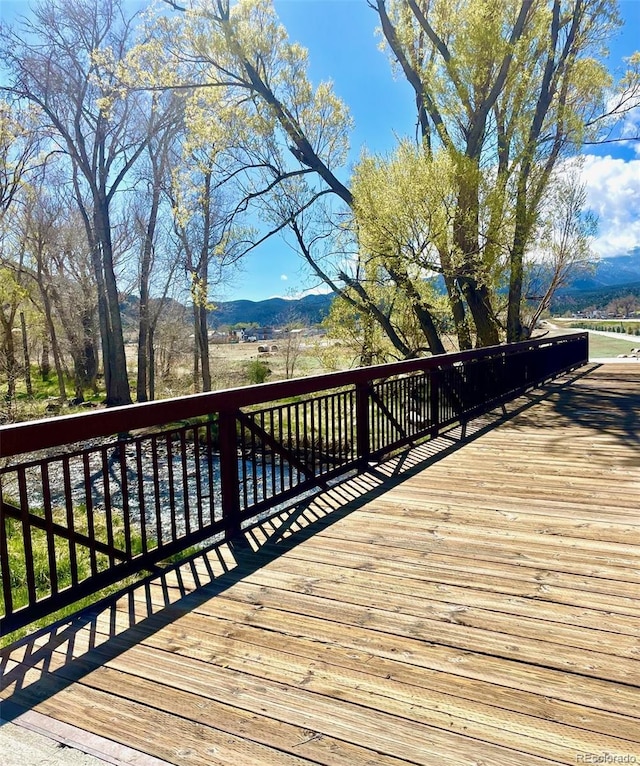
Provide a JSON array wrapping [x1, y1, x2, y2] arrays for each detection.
[[0, 333, 585, 460], [0, 332, 589, 636]]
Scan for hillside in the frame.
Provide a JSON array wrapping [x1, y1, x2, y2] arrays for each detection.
[[550, 251, 640, 313], [117, 252, 640, 327], [559, 249, 640, 292], [208, 293, 334, 327]]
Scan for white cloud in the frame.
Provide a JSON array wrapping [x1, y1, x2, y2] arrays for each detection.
[[292, 284, 334, 298], [579, 154, 640, 256], [280, 274, 288, 281]]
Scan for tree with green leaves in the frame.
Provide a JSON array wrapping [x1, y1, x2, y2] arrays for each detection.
[[372, 0, 634, 343]]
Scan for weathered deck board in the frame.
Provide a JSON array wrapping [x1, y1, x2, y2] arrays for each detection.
[[2, 363, 639, 765]]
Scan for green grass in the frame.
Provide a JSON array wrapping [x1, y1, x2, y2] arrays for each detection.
[[0, 507, 149, 648], [587, 333, 639, 359], [555, 318, 640, 336]]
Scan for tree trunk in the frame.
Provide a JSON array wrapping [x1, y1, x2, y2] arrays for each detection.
[[198, 303, 211, 391], [39, 285, 67, 402], [148, 325, 156, 400], [193, 302, 200, 393], [20, 311, 33, 398], [41, 335, 50, 381], [2, 318, 17, 404], [458, 276, 501, 347], [437, 245, 472, 350], [453, 176, 501, 347], [386, 265, 445, 355], [94, 203, 132, 406], [136, 173, 162, 402], [137, 284, 150, 402], [507, 171, 532, 343]]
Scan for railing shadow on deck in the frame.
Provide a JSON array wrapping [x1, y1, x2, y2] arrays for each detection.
[[500, 363, 640, 463], [0, 365, 593, 725]]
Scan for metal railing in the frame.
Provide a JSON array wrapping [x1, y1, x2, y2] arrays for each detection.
[[0, 333, 588, 634]]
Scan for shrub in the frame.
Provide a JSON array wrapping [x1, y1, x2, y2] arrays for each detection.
[[245, 359, 271, 385]]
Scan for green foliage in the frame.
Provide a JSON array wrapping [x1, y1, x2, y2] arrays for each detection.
[[0, 506, 150, 647], [324, 281, 453, 364], [353, 143, 455, 274], [245, 358, 272, 384]]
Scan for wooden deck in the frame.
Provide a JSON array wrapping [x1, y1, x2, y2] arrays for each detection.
[[1, 363, 639, 765]]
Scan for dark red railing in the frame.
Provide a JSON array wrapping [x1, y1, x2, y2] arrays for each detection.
[[0, 333, 588, 634]]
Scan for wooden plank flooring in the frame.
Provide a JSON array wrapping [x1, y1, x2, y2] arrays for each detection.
[[2, 363, 639, 765]]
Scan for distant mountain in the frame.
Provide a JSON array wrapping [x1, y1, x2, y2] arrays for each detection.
[[559, 250, 640, 292], [551, 282, 640, 314], [208, 293, 335, 328], [118, 251, 640, 328], [548, 250, 640, 312]]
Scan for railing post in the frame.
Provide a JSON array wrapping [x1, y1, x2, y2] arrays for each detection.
[[356, 381, 371, 469], [218, 409, 242, 539]]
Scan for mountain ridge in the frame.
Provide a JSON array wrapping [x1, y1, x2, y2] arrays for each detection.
[[121, 252, 640, 327]]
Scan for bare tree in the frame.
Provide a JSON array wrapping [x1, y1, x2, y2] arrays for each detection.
[[133, 92, 185, 401], [1, 0, 166, 405], [524, 173, 597, 335]]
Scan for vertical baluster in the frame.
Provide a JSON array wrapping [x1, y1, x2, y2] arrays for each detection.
[[118, 440, 132, 559], [250, 414, 258, 505], [193, 426, 204, 531], [389, 381, 394, 447], [392, 381, 397, 443], [239, 415, 248, 510], [323, 395, 330, 474], [260, 411, 267, 502], [61, 456, 79, 586], [179, 429, 191, 537], [332, 392, 339, 466], [345, 389, 356, 460], [383, 382, 388, 447], [270, 410, 277, 499], [278, 407, 285, 492], [135, 441, 148, 554], [429, 369, 439, 433], [151, 435, 163, 547], [378, 384, 382, 451], [316, 398, 322, 476], [294, 402, 301, 485], [393, 380, 399, 443], [305, 399, 317, 476], [377, 384, 383, 452], [0, 477, 13, 616], [41, 462, 61, 589], [82, 452, 98, 575], [18, 468, 36, 604], [385, 382, 391, 447], [347, 390, 354, 462], [101, 447, 115, 566], [218, 409, 241, 538], [206, 420, 216, 523], [356, 382, 370, 468], [165, 433, 177, 543]]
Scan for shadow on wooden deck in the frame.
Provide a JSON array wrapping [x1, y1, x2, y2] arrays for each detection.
[[0, 365, 600, 720]]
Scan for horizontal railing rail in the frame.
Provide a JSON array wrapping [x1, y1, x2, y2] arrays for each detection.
[[0, 333, 588, 634]]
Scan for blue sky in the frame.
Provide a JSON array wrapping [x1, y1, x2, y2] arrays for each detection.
[[1, 0, 639, 302]]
